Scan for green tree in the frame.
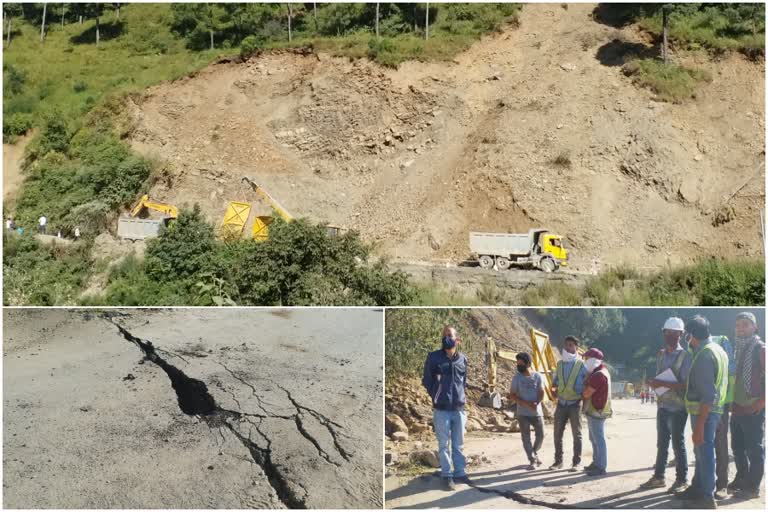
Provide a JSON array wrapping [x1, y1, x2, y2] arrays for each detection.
[[144, 205, 217, 283]]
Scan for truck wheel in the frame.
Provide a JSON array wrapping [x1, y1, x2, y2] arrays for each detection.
[[496, 256, 511, 270], [479, 255, 494, 269], [540, 257, 556, 273]]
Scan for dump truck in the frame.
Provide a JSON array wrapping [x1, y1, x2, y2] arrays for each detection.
[[611, 381, 635, 399], [118, 195, 179, 240], [469, 228, 568, 272]]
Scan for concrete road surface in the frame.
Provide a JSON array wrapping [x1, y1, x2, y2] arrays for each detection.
[[4, 308, 383, 509], [386, 399, 765, 509]]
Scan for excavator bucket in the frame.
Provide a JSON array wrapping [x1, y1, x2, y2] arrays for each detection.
[[221, 201, 252, 239], [530, 329, 558, 402], [252, 215, 274, 242]]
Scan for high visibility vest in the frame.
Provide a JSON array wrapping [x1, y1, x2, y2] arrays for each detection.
[[584, 367, 613, 419], [556, 359, 584, 401], [656, 348, 687, 408], [685, 342, 728, 415], [712, 335, 735, 405]]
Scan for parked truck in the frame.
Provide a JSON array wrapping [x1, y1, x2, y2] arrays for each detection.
[[611, 381, 635, 399], [469, 229, 568, 272]]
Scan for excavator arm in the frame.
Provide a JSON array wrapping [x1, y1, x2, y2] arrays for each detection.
[[241, 177, 294, 222], [130, 195, 179, 219]]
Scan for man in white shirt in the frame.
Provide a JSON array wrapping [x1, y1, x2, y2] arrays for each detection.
[[38, 215, 47, 234]]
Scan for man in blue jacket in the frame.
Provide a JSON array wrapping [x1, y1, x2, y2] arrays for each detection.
[[422, 325, 469, 491]]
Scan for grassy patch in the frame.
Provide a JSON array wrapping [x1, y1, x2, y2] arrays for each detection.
[[638, 6, 765, 56], [522, 259, 765, 306], [622, 58, 712, 103], [2, 4, 225, 137]]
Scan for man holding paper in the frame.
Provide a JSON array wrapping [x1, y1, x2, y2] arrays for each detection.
[[640, 317, 692, 493]]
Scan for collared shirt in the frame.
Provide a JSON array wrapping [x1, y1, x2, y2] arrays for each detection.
[[658, 344, 692, 411], [552, 359, 587, 406]]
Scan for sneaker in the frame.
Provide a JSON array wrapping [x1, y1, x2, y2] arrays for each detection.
[[583, 462, 596, 472], [569, 463, 581, 473], [526, 463, 536, 471], [667, 480, 688, 494], [534, 456, 543, 467], [735, 487, 760, 499], [586, 467, 607, 477], [714, 488, 728, 501], [443, 478, 456, 491], [674, 486, 701, 501], [454, 475, 470, 484], [640, 476, 667, 489], [549, 461, 563, 470]]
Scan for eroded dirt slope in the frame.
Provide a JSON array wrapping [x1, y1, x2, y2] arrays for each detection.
[[127, 3, 765, 270], [3, 308, 383, 509]]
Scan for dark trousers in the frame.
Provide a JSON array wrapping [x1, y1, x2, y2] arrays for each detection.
[[715, 404, 730, 490], [518, 415, 544, 462], [654, 407, 689, 482], [731, 410, 766, 491], [553, 402, 582, 465], [39, 225, 46, 234]]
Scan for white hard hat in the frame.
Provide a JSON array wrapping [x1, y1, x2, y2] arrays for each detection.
[[663, 317, 685, 332]]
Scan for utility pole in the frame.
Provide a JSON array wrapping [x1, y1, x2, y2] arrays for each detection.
[[425, 1, 429, 40], [40, 2, 47, 42]]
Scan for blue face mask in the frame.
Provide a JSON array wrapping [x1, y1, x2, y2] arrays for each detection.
[[442, 336, 457, 350]]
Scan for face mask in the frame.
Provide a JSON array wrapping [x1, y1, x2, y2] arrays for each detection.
[[517, 364, 528, 374], [442, 336, 457, 350], [562, 350, 577, 362], [585, 358, 601, 372]]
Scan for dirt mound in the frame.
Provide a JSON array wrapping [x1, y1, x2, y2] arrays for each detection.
[[126, 3, 765, 270]]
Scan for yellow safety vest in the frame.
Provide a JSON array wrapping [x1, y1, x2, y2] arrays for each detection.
[[685, 342, 728, 415], [712, 335, 735, 405], [556, 359, 584, 401], [584, 367, 613, 419]]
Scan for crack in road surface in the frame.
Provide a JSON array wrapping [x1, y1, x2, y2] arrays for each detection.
[[466, 480, 579, 509], [105, 316, 354, 509]]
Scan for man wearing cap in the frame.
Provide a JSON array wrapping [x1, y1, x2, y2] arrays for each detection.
[[676, 315, 728, 509], [582, 348, 611, 476], [550, 335, 588, 472], [728, 312, 765, 499], [422, 326, 469, 491], [510, 352, 545, 470], [641, 317, 692, 493]]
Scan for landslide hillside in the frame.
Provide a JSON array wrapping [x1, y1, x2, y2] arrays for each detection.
[[126, 3, 765, 270]]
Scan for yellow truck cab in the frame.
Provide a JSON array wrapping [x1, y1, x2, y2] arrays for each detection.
[[541, 234, 568, 266]]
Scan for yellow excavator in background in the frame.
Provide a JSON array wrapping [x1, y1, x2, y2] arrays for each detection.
[[241, 176, 295, 241], [130, 195, 179, 219]]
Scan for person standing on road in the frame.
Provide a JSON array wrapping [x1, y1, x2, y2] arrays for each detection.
[[728, 312, 765, 499], [711, 334, 736, 500], [6, 217, 13, 231], [422, 326, 469, 491], [582, 348, 612, 477], [549, 335, 588, 472], [676, 315, 728, 509], [641, 317, 692, 493], [38, 215, 47, 234], [74, 226, 81, 240], [509, 352, 545, 470]]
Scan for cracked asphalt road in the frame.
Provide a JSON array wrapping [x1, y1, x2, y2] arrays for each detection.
[[3, 308, 383, 509]]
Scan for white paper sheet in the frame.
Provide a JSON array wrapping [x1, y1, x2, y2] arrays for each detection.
[[653, 368, 678, 396]]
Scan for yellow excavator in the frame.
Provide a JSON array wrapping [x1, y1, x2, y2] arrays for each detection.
[[221, 176, 344, 241], [130, 195, 179, 219]]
